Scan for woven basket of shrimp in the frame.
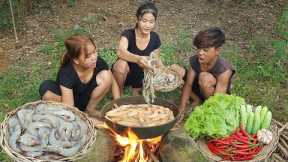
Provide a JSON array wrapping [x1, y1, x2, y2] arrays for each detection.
[[196, 119, 279, 162], [0, 100, 97, 162], [153, 67, 184, 92]]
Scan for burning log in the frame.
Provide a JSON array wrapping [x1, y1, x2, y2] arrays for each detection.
[[144, 144, 160, 162]]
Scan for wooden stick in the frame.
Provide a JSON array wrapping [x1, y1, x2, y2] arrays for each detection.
[[144, 145, 159, 162], [8, 0, 18, 42]]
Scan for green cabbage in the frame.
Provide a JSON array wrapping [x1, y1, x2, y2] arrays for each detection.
[[184, 93, 245, 139]]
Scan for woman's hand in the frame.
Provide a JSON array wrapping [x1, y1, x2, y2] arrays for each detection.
[[137, 56, 150, 69]]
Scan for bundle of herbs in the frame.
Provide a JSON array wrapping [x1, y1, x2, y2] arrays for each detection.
[[184, 93, 245, 139]]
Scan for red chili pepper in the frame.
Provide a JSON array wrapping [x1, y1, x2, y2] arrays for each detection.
[[251, 145, 263, 154], [210, 139, 231, 145], [233, 154, 254, 161], [233, 135, 250, 144], [215, 145, 227, 150], [232, 143, 250, 149], [237, 131, 250, 139], [240, 127, 249, 136], [208, 142, 222, 154], [217, 150, 234, 156], [208, 129, 263, 161]]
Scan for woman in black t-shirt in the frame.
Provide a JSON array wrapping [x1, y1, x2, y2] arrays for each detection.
[[112, 2, 185, 96], [39, 35, 120, 117]]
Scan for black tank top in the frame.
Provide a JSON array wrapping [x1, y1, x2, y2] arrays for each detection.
[[122, 28, 161, 57], [190, 55, 235, 99]]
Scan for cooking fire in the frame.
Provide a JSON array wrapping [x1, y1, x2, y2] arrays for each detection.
[[100, 99, 179, 162], [102, 123, 162, 162]]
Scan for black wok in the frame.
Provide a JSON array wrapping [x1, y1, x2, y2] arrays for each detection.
[[101, 96, 180, 139]]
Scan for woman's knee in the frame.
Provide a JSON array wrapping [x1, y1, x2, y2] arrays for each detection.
[[112, 59, 129, 74], [97, 70, 113, 87], [42, 91, 61, 102]]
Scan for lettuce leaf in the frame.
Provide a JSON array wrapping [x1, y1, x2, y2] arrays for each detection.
[[184, 93, 245, 139]]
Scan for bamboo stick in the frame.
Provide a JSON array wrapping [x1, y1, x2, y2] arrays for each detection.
[[8, 0, 18, 42]]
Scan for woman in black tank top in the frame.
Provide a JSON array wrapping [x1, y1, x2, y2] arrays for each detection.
[[112, 2, 185, 96], [179, 27, 235, 112], [112, 2, 160, 96], [39, 35, 120, 118]]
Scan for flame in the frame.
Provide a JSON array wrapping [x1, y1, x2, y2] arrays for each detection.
[[104, 123, 162, 162]]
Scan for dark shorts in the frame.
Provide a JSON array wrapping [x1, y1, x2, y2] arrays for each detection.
[[112, 61, 144, 89], [124, 62, 144, 88], [39, 80, 61, 97], [38, 80, 90, 112], [183, 68, 231, 102]]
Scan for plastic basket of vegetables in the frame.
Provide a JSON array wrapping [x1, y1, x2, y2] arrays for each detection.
[[184, 94, 279, 161]]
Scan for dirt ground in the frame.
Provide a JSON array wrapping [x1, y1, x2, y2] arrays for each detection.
[[0, 0, 284, 71]]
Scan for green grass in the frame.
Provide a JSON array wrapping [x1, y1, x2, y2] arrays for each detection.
[[0, 25, 184, 114], [224, 4, 288, 121], [1, 6, 287, 121]]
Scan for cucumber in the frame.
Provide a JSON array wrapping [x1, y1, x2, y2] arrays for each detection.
[[260, 106, 268, 126], [261, 111, 272, 129], [246, 112, 255, 134], [240, 105, 247, 128], [252, 106, 261, 134], [246, 104, 253, 114]]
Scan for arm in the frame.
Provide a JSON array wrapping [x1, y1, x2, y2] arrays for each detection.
[[151, 48, 164, 66], [111, 75, 120, 99], [86, 70, 112, 117], [215, 69, 233, 93], [117, 36, 149, 69], [60, 85, 74, 107], [179, 67, 198, 112]]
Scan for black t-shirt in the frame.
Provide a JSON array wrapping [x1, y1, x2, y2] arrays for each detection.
[[122, 28, 161, 57], [56, 57, 109, 111]]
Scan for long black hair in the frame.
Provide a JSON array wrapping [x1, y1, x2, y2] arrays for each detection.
[[135, 2, 158, 28]]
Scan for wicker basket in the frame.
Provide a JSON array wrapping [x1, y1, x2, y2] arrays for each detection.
[[196, 120, 279, 162], [0, 101, 97, 162], [153, 67, 184, 92], [269, 120, 288, 162]]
